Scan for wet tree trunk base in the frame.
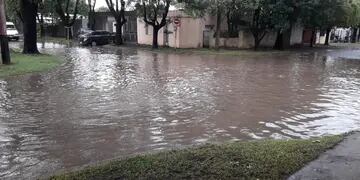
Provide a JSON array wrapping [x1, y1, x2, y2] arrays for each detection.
[[274, 30, 291, 50], [152, 28, 159, 49], [351, 28, 358, 43], [254, 39, 261, 51], [40, 24, 45, 38], [274, 31, 284, 50], [0, 35, 11, 64], [65, 27, 74, 40], [310, 30, 316, 48], [215, 8, 221, 50], [115, 24, 123, 45], [325, 28, 331, 46]]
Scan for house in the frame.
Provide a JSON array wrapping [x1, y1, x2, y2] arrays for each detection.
[[45, 17, 87, 38], [332, 28, 352, 43], [137, 10, 304, 49], [89, 11, 137, 42]]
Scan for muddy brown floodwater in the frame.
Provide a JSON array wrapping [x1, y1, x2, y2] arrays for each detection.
[[1, 42, 360, 179]]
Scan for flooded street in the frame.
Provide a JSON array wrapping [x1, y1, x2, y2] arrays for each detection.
[[1, 43, 360, 179]]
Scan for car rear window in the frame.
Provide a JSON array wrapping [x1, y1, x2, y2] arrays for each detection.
[[92, 31, 110, 35], [6, 25, 16, 29]]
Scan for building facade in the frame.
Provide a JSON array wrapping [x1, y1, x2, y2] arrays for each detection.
[[90, 11, 137, 43], [137, 10, 305, 49]]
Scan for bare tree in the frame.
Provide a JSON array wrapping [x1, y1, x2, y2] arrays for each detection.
[[138, 0, 171, 49], [88, 0, 96, 30], [55, 0, 81, 39], [21, 0, 40, 54], [37, 1, 46, 38], [105, 0, 127, 45]]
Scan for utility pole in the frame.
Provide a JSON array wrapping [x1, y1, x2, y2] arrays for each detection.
[[0, 0, 11, 64]]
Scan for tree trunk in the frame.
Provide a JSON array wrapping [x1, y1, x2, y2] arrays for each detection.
[[274, 30, 284, 50], [310, 30, 316, 48], [254, 37, 260, 51], [226, 11, 231, 36], [21, 0, 39, 54], [115, 22, 123, 45], [0, 36, 10, 64], [274, 30, 291, 50], [88, 11, 96, 30], [40, 23, 45, 38], [152, 27, 159, 49], [351, 27, 358, 43], [65, 26, 73, 40], [325, 28, 331, 46], [40, 13, 45, 38], [0, 0, 10, 64], [215, 8, 221, 50]]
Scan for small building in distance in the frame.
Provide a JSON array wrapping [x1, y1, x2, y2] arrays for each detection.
[[89, 11, 138, 43], [137, 10, 305, 49]]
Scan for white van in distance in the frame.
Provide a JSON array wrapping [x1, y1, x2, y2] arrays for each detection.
[[6, 22, 20, 41]]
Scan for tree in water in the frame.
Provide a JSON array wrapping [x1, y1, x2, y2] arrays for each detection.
[[55, 0, 81, 39], [0, 0, 11, 64], [344, 0, 360, 43], [180, 0, 231, 50], [136, 0, 171, 49], [21, 0, 39, 54], [105, 0, 127, 45], [272, 0, 294, 50], [246, 0, 274, 50], [37, 1, 46, 38], [299, 0, 346, 47]]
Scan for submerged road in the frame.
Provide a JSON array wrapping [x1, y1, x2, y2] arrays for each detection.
[[1, 42, 360, 179]]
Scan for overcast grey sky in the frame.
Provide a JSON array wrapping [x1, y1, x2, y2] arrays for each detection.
[[95, 1, 108, 8]]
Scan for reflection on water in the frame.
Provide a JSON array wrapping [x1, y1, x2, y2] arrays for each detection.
[[1, 43, 360, 179]]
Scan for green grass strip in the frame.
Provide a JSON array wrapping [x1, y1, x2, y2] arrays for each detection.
[[50, 135, 343, 180], [0, 52, 61, 78]]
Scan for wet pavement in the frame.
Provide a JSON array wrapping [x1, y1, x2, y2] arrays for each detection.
[[289, 132, 360, 180], [1, 42, 360, 179]]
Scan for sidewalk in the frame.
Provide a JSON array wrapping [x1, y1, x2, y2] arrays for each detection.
[[289, 132, 360, 180]]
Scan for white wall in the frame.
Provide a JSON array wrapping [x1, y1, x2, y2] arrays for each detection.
[[290, 22, 304, 45], [137, 11, 305, 49], [137, 18, 161, 46], [316, 31, 326, 44], [137, 10, 223, 48]]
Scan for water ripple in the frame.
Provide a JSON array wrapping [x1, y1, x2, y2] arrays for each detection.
[[1, 43, 360, 179]]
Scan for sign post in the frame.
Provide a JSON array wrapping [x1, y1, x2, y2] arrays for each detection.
[[0, 0, 10, 64]]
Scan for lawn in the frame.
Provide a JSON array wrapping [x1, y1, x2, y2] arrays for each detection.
[[0, 52, 61, 78], [50, 135, 343, 180]]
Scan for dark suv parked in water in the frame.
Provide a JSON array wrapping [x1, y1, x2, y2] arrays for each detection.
[[79, 31, 114, 46]]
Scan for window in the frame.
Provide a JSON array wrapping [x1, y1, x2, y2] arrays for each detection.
[[6, 25, 16, 29]]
